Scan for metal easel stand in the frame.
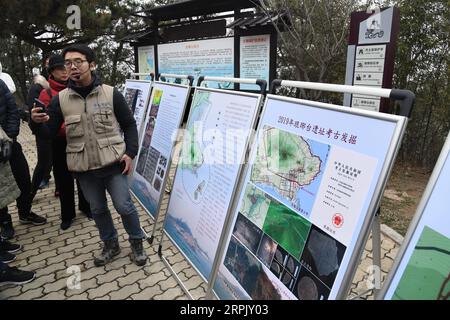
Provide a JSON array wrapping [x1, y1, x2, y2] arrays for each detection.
[[157, 76, 266, 300], [140, 74, 194, 246]]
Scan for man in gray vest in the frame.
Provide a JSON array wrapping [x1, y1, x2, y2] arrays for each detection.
[[31, 44, 147, 267]]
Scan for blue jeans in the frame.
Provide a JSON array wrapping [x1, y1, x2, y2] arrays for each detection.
[[77, 172, 144, 241]]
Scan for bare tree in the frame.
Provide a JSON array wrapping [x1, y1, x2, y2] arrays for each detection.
[[256, 0, 360, 101]]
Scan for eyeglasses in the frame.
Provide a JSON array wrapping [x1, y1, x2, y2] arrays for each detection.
[[64, 59, 88, 68]]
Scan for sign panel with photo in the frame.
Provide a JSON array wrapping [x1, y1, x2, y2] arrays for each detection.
[[130, 82, 190, 220], [213, 95, 407, 300]]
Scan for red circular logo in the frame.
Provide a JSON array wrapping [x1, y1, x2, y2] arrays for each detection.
[[332, 213, 344, 228]]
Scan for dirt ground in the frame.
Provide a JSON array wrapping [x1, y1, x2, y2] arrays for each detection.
[[380, 159, 432, 235]]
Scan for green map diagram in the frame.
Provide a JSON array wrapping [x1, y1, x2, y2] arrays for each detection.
[[180, 91, 212, 204], [251, 126, 327, 216], [239, 184, 271, 229], [393, 226, 450, 300]]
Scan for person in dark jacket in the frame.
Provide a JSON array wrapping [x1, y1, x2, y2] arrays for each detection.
[[37, 54, 91, 230], [28, 67, 53, 197], [0, 79, 47, 240], [31, 44, 147, 267]]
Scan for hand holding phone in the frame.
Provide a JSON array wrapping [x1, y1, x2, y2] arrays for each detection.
[[34, 98, 46, 113]]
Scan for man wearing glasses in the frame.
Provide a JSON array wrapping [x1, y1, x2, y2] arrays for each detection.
[[31, 44, 148, 267]]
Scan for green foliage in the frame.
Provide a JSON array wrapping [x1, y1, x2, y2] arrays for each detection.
[[393, 0, 449, 167], [0, 0, 150, 101]]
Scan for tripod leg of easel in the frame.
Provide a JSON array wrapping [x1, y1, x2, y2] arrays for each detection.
[[372, 207, 382, 297]]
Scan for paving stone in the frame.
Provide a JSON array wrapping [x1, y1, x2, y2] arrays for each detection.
[[130, 285, 163, 300], [109, 283, 141, 300], [117, 270, 148, 287], [22, 273, 56, 291], [65, 278, 98, 297], [11, 287, 44, 300], [153, 287, 185, 300], [43, 277, 72, 294], [97, 268, 127, 285], [140, 271, 168, 290], [87, 281, 119, 299], [66, 292, 89, 300], [0, 285, 23, 299], [41, 291, 65, 300]]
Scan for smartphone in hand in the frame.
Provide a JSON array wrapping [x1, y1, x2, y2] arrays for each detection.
[[34, 98, 47, 113]]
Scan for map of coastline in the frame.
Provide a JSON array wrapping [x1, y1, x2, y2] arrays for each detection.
[[251, 125, 330, 217], [180, 91, 212, 203]]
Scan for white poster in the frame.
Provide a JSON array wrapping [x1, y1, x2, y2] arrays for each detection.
[[130, 82, 190, 220], [137, 45, 155, 80], [123, 80, 152, 136], [382, 134, 450, 300], [164, 88, 261, 280], [240, 35, 270, 91], [158, 38, 234, 89], [214, 95, 406, 300]]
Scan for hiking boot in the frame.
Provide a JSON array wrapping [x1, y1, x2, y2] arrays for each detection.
[[0, 239, 22, 253], [129, 239, 148, 266], [19, 212, 47, 226], [0, 266, 35, 286], [0, 250, 16, 263], [94, 239, 120, 267], [0, 219, 14, 240]]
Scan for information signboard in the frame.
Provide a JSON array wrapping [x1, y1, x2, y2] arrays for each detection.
[[379, 134, 450, 300], [158, 38, 234, 89], [212, 94, 407, 300], [163, 87, 262, 280], [137, 45, 155, 80], [130, 82, 190, 220], [344, 7, 399, 112], [239, 34, 270, 91]]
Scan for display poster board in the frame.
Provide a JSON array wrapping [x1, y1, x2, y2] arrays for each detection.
[[137, 45, 155, 80], [163, 87, 262, 280], [130, 82, 190, 220], [158, 38, 234, 89], [380, 134, 450, 300], [123, 79, 153, 139], [239, 34, 270, 91], [212, 94, 407, 300]]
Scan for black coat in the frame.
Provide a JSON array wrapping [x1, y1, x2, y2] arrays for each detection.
[[0, 79, 19, 139]]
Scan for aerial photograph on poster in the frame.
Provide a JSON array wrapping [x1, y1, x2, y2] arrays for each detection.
[[180, 90, 212, 204], [262, 199, 312, 259], [251, 126, 330, 218], [393, 226, 450, 300], [239, 183, 271, 229], [300, 225, 346, 289], [294, 267, 331, 300], [232, 213, 263, 255]]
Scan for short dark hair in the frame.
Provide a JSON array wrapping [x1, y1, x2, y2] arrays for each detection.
[[62, 44, 96, 63]]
